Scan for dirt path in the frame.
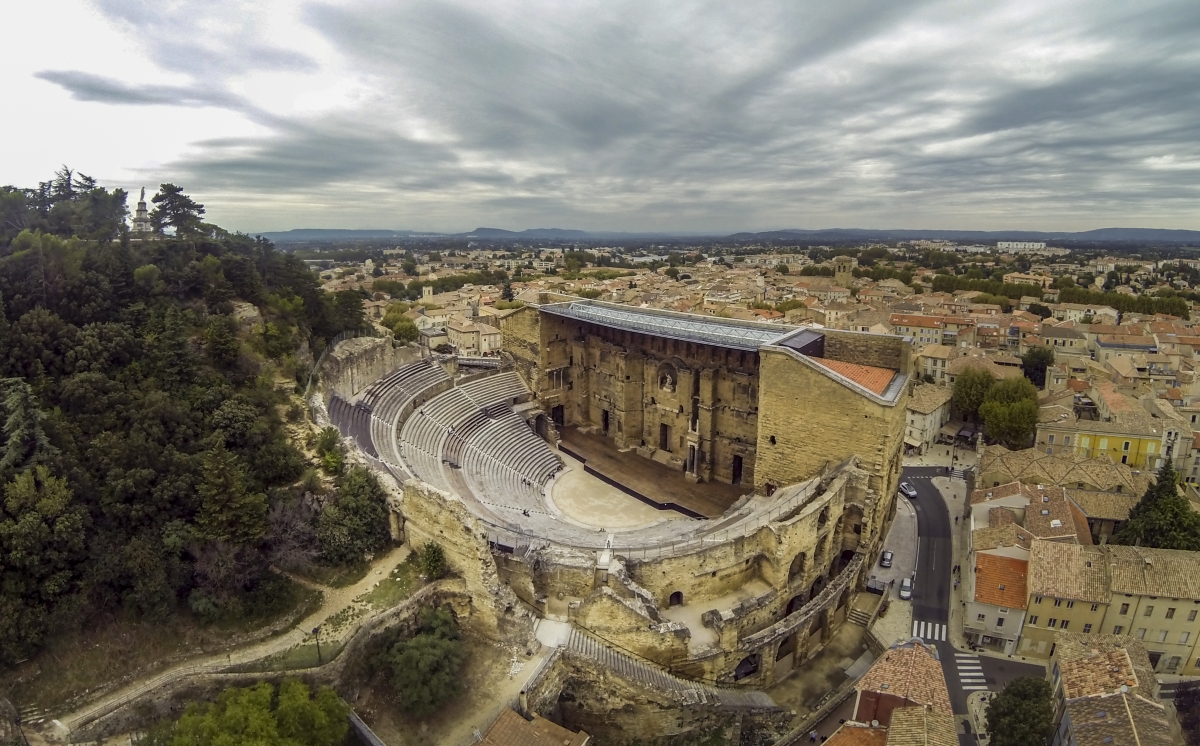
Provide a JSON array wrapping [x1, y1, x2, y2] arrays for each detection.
[[42, 545, 412, 741]]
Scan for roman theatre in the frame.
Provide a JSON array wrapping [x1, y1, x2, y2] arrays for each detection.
[[320, 294, 913, 726]]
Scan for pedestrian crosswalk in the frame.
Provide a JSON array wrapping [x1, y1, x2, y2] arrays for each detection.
[[955, 652, 988, 691], [911, 619, 948, 642]]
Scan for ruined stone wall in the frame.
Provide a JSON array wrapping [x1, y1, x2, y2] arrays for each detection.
[[575, 589, 690, 663], [499, 305, 544, 391], [398, 482, 536, 646], [755, 348, 907, 511], [320, 337, 426, 401], [549, 654, 791, 746]]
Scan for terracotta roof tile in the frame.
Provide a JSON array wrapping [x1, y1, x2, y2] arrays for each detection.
[[811, 358, 897, 396], [856, 641, 952, 715], [824, 725, 889, 746], [480, 709, 589, 746], [1027, 541, 1110, 603], [886, 708, 959, 746], [973, 554, 1029, 610]]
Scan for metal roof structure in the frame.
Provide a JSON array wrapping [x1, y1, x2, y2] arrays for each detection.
[[540, 300, 794, 351]]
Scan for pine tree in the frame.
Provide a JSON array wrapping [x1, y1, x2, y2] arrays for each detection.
[[1114, 461, 1200, 550]]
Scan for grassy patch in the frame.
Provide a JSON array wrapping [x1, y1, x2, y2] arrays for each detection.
[[357, 556, 422, 610], [245, 640, 346, 672]]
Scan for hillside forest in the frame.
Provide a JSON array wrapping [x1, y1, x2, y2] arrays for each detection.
[[0, 169, 382, 664]]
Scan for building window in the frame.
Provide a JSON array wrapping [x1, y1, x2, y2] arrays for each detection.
[[1067, 601, 1075, 609], [1167, 608, 1177, 619], [1054, 599, 1063, 607], [1048, 618, 1058, 628], [1114, 625, 1124, 634], [1182, 632, 1191, 645], [1123, 441, 1131, 451], [977, 613, 986, 621], [1137, 628, 1147, 639], [1100, 438, 1109, 450], [1049, 435, 1055, 444], [1120, 603, 1129, 615], [1028, 616, 1038, 625], [1061, 621, 1069, 630], [1036, 596, 1043, 604], [1083, 624, 1093, 633], [1064, 436, 1071, 446], [996, 618, 1005, 627], [1091, 603, 1100, 612], [1145, 606, 1155, 617], [1190, 610, 1198, 622], [1158, 630, 1169, 643]]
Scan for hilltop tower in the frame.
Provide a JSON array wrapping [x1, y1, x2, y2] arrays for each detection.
[[130, 187, 153, 239]]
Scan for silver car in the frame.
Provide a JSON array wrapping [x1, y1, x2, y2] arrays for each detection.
[[899, 482, 918, 498], [899, 577, 913, 600]]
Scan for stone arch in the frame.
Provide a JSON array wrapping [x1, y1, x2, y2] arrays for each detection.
[[656, 361, 680, 393], [817, 506, 829, 527], [669, 590, 684, 607], [777, 633, 797, 660], [734, 654, 759, 681], [786, 593, 807, 616], [810, 574, 826, 600], [788, 552, 807, 581], [838, 588, 850, 610]]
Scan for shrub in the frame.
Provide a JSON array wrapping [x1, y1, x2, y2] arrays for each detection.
[[420, 541, 446, 580], [382, 608, 465, 716]]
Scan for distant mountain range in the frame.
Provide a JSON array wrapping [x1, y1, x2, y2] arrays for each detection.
[[254, 226, 1200, 244]]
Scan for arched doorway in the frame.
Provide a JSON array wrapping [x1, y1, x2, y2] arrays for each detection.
[[786, 593, 807, 615], [788, 552, 807, 582], [733, 654, 759, 681], [810, 575, 826, 600], [669, 591, 683, 607]]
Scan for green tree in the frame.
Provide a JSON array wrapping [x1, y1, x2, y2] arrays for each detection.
[[204, 316, 241, 369], [391, 315, 419, 343], [952, 367, 994, 421], [0, 466, 87, 662], [0, 379, 55, 474], [1020, 345, 1055, 388], [382, 607, 465, 716], [1114, 461, 1200, 550], [317, 467, 391, 565], [775, 263, 789, 275], [984, 677, 1053, 746], [195, 445, 268, 544], [500, 280, 514, 301], [168, 680, 347, 746], [420, 541, 446, 580], [1174, 680, 1200, 746], [150, 183, 205, 236], [1027, 303, 1053, 319], [979, 377, 1040, 449], [664, 266, 679, 280]]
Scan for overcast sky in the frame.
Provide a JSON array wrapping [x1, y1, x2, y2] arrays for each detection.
[[4, 0, 1199, 234]]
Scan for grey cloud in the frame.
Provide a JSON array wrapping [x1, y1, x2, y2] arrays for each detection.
[[58, 0, 1200, 230]]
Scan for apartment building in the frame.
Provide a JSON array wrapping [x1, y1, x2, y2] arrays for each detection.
[[1101, 545, 1200, 675], [1048, 633, 1177, 746], [905, 384, 953, 455], [1021, 541, 1110, 658], [890, 314, 946, 346]]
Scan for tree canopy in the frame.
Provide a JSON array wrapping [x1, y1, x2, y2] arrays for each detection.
[[984, 677, 1054, 746], [1020, 345, 1055, 388], [0, 169, 380, 663], [979, 377, 1039, 449], [148, 680, 348, 746], [381, 607, 465, 716], [952, 366, 994, 421], [1114, 461, 1200, 550]]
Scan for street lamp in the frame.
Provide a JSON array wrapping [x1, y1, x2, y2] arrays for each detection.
[[313, 626, 322, 664], [13, 715, 29, 746]]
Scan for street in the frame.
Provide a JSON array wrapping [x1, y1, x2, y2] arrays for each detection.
[[900, 466, 1044, 738]]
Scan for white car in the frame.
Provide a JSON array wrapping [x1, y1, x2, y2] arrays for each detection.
[[899, 482, 918, 498], [899, 577, 913, 600]]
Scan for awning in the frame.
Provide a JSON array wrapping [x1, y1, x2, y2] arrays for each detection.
[[940, 423, 963, 437], [904, 436, 923, 449]]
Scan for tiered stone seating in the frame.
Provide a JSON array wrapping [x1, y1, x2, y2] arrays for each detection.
[[327, 395, 376, 457], [353, 358, 450, 475], [458, 371, 529, 408]]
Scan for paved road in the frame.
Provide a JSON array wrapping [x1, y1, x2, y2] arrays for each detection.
[[900, 466, 1044, 734]]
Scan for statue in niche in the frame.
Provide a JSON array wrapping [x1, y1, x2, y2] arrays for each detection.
[[660, 373, 674, 392]]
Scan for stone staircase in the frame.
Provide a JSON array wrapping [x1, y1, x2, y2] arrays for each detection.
[[847, 607, 873, 627], [565, 628, 777, 710]]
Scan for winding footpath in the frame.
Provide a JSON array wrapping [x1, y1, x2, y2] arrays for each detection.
[[30, 546, 413, 744]]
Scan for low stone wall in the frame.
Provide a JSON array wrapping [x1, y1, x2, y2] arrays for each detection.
[[320, 337, 425, 402]]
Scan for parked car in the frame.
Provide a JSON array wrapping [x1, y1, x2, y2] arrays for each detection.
[[899, 481, 918, 498], [899, 577, 913, 600], [880, 550, 894, 568]]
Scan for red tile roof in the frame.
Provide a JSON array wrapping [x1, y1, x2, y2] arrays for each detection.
[[974, 554, 1029, 610], [812, 358, 897, 395]]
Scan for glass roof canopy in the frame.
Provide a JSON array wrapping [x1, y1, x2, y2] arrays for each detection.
[[540, 300, 795, 351]]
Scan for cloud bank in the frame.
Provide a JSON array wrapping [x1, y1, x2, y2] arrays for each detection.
[[20, 0, 1200, 232]]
